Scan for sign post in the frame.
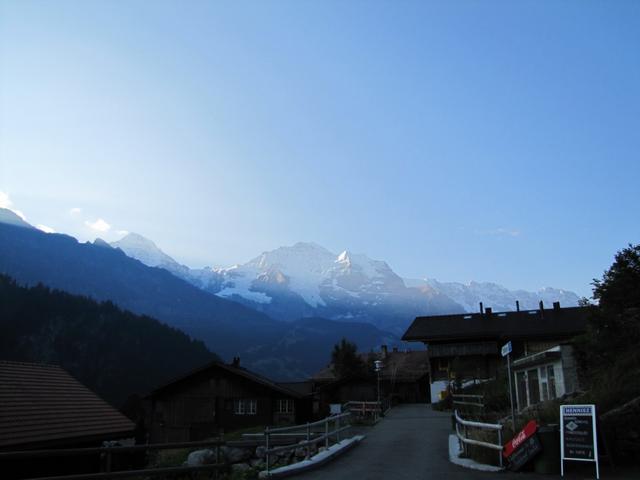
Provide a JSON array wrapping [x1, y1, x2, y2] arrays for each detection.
[[560, 404, 599, 479], [501, 341, 515, 433]]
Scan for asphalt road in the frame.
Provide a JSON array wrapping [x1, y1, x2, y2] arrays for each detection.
[[290, 404, 623, 480]]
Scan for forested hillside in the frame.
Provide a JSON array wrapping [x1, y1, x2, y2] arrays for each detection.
[[0, 275, 216, 406]]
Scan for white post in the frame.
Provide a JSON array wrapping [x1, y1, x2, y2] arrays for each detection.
[[507, 353, 515, 433]]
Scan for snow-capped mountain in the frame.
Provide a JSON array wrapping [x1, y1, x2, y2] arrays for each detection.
[[110, 234, 580, 334], [111, 233, 194, 279], [415, 278, 581, 313]]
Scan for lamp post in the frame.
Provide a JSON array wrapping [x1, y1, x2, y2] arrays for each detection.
[[374, 360, 384, 417]]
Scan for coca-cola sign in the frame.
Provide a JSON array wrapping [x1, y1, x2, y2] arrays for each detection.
[[503, 420, 538, 458]]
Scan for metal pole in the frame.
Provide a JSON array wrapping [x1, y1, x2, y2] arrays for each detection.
[[498, 428, 503, 468], [507, 353, 516, 433], [306, 423, 311, 459], [325, 418, 329, 449], [265, 426, 270, 476]]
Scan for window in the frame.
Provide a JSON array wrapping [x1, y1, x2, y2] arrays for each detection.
[[233, 399, 257, 415], [277, 399, 294, 414], [547, 365, 556, 399], [527, 369, 540, 405], [516, 363, 558, 410], [436, 358, 449, 372]]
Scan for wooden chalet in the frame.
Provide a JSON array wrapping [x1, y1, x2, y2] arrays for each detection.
[[146, 359, 312, 443], [0, 361, 135, 478], [312, 346, 430, 414], [402, 302, 589, 402]]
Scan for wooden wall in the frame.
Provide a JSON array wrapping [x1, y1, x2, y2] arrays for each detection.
[[148, 366, 307, 443]]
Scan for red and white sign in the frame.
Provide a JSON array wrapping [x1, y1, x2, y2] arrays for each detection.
[[503, 420, 538, 458]]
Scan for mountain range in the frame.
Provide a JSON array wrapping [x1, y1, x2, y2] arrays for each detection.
[[0, 207, 579, 380], [0, 209, 395, 380], [111, 232, 580, 334]]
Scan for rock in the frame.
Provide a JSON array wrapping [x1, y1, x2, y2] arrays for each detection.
[[294, 446, 306, 458], [221, 446, 253, 463], [255, 445, 267, 459], [249, 458, 265, 468], [231, 462, 251, 474], [185, 449, 216, 466]]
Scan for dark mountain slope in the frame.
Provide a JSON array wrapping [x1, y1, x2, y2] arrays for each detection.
[[0, 275, 216, 406], [0, 209, 400, 380], [0, 211, 286, 358]]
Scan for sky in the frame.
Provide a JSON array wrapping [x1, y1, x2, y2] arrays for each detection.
[[1, 1, 639, 298]]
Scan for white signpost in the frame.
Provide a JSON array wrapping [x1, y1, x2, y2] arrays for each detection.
[[560, 404, 599, 479], [501, 341, 516, 433]]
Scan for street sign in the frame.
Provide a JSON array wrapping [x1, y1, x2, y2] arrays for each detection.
[[560, 404, 599, 479], [501, 341, 512, 357]]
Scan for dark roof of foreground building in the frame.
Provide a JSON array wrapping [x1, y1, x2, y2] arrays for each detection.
[[148, 360, 304, 399], [0, 361, 135, 449], [402, 306, 590, 343]]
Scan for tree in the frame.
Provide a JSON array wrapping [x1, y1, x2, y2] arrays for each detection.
[[592, 243, 640, 312], [574, 244, 640, 410], [331, 338, 366, 379]]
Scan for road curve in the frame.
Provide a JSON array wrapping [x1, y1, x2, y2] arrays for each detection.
[[290, 404, 546, 480]]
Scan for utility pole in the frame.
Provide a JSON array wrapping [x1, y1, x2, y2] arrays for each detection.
[[374, 359, 384, 417]]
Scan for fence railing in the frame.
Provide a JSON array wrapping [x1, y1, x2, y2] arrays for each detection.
[[0, 439, 226, 480], [263, 412, 351, 476], [454, 409, 504, 468], [452, 394, 484, 409], [342, 399, 390, 421]]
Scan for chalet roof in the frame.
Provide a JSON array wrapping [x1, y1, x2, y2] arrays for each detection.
[[312, 350, 429, 383], [402, 306, 589, 343], [0, 361, 135, 449], [277, 381, 314, 397], [148, 361, 304, 399]]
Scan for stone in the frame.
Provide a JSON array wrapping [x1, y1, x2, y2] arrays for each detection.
[[255, 445, 267, 459], [221, 446, 253, 463], [249, 458, 265, 468], [185, 449, 216, 466], [231, 462, 251, 473]]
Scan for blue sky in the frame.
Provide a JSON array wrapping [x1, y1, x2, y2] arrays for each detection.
[[1, 1, 639, 297]]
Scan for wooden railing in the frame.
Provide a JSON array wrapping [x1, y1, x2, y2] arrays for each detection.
[[454, 409, 504, 468], [262, 412, 352, 476], [0, 439, 226, 480], [342, 399, 390, 421]]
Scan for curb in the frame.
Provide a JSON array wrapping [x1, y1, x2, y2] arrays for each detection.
[[259, 435, 365, 478]]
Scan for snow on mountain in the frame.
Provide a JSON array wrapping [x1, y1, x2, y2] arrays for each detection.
[[108, 233, 580, 332], [0, 208, 35, 229], [405, 278, 580, 313], [112, 233, 181, 269], [232, 242, 337, 307]]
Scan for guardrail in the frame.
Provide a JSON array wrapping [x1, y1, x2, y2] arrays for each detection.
[[343, 399, 390, 421], [263, 412, 351, 476], [454, 409, 504, 468], [0, 439, 226, 480], [452, 394, 484, 409]]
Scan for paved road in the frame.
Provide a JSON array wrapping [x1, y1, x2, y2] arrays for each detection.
[[291, 404, 629, 480]]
